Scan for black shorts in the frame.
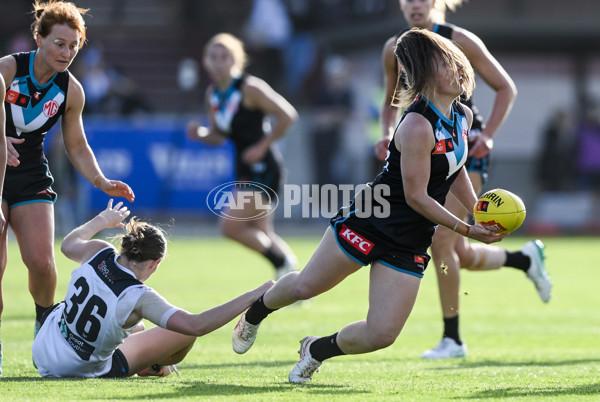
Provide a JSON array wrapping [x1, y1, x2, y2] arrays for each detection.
[[2, 163, 57, 207], [99, 349, 130, 378], [330, 211, 430, 278], [237, 151, 284, 197]]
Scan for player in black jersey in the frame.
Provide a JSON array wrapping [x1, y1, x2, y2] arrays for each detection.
[[378, 0, 552, 359], [187, 33, 298, 280], [231, 29, 504, 383], [0, 1, 134, 374]]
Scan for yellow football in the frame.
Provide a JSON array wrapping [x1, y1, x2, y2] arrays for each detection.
[[473, 188, 526, 234]]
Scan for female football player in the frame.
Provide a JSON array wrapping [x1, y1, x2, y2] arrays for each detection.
[[32, 199, 273, 377]]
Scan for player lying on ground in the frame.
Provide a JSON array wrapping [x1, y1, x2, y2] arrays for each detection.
[[32, 199, 273, 378]]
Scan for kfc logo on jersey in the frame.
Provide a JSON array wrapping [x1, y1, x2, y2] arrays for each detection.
[[462, 129, 468, 142], [339, 225, 374, 255], [43, 100, 59, 117]]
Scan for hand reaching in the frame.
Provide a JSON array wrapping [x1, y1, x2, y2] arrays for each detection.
[[95, 176, 135, 203], [96, 199, 131, 229]]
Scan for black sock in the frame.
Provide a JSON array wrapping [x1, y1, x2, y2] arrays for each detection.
[[263, 247, 286, 269], [245, 294, 278, 325], [443, 315, 461, 345], [309, 333, 345, 362], [35, 303, 51, 323], [504, 251, 530, 272]]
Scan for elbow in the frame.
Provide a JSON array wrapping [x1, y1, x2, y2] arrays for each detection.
[[288, 109, 299, 126], [404, 193, 422, 212], [193, 324, 211, 337], [509, 82, 518, 101], [60, 242, 72, 258]]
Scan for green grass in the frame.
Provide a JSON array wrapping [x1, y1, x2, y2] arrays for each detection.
[[1, 234, 599, 400]]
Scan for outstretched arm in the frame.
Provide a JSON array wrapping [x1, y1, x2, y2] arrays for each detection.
[[399, 114, 503, 245], [61, 74, 135, 202], [61, 199, 131, 264], [164, 280, 274, 337]]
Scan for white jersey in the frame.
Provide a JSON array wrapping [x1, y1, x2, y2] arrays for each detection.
[[32, 247, 148, 377]]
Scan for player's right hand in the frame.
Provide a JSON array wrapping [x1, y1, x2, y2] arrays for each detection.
[[97, 199, 131, 229]]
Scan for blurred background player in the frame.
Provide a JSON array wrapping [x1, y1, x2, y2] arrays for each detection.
[[32, 199, 273, 378], [376, 0, 552, 359], [187, 33, 298, 280], [232, 29, 506, 383], [0, 0, 135, 375]]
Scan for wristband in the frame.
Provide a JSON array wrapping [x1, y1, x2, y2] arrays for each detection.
[[452, 220, 460, 232], [465, 224, 471, 238]]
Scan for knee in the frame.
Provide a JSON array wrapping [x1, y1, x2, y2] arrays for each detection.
[[367, 330, 398, 350], [431, 238, 453, 259], [25, 254, 56, 276], [289, 279, 315, 301]]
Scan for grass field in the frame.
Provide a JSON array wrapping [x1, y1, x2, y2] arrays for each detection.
[[0, 234, 599, 400]]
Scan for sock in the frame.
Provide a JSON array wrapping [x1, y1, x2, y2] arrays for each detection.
[[245, 294, 278, 325], [263, 247, 286, 269], [35, 303, 51, 323], [310, 333, 345, 362], [504, 251, 530, 272], [443, 315, 461, 345]]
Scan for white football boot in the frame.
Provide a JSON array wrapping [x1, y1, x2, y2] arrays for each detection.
[[289, 336, 322, 383], [522, 240, 552, 303], [421, 337, 467, 359], [232, 312, 260, 354]]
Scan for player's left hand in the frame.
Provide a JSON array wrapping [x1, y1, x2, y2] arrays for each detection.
[[96, 178, 135, 203], [6, 137, 25, 167], [242, 142, 268, 165], [468, 132, 493, 159]]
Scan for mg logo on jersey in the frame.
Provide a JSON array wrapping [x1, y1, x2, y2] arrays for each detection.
[[339, 225, 374, 255], [207, 181, 277, 221], [43, 100, 59, 117]]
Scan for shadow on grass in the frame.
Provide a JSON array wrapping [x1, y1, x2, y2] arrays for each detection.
[[0, 376, 365, 398], [113, 381, 364, 399], [458, 382, 600, 399], [428, 358, 600, 370], [182, 359, 297, 370]]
